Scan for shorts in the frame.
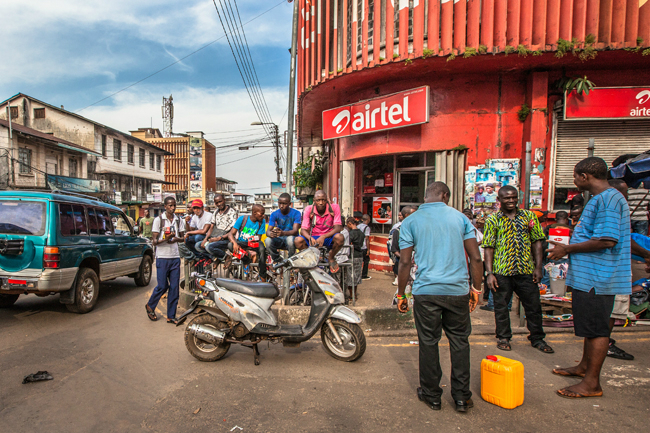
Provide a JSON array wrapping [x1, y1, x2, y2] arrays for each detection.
[[301, 234, 335, 249], [610, 294, 632, 320], [570, 287, 615, 338]]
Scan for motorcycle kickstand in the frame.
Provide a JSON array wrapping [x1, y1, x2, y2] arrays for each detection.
[[253, 343, 260, 366]]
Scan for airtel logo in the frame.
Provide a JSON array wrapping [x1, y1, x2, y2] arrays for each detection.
[[331, 97, 412, 133], [332, 110, 350, 134], [637, 90, 650, 105]]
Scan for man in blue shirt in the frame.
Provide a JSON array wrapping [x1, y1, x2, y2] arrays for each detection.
[[397, 182, 483, 413], [226, 204, 268, 281], [265, 193, 301, 263], [548, 157, 631, 399]]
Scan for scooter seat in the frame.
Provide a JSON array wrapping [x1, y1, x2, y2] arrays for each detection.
[[215, 278, 279, 298]]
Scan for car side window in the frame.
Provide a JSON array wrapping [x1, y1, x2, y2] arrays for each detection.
[[72, 205, 88, 235], [87, 208, 99, 235], [111, 211, 132, 236], [96, 209, 113, 235], [59, 204, 88, 236]]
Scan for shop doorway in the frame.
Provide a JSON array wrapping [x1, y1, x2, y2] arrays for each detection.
[[397, 170, 435, 211]]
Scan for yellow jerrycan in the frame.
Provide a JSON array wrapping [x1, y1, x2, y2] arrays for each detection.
[[480, 355, 524, 409]]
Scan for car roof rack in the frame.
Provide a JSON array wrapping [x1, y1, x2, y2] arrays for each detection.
[[6, 189, 108, 203]]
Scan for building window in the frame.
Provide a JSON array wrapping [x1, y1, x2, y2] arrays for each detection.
[[18, 148, 32, 174], [113, 139, 122, 161], [139, 148, 145, 167], [9, 107, 18, 119], [156, 154, 161, 171], [101, 135, 107, 157], [149, 152, 154, 170], [69, 158, 78, 178], [127, 144, 134, 164], [34, 108, 45, 119]]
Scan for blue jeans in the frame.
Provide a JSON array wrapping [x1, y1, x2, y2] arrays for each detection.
[[205, 240, 230, 260], [631, 220, 649, 236], [147, 257, 180, 319], [185, 234, 207, 259], [264, 236, 296, 262]]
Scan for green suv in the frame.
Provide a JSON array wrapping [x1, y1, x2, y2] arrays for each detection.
[[0, 191, 154, 313]]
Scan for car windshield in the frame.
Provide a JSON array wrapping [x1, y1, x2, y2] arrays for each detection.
[[0, 201, 46, 236]]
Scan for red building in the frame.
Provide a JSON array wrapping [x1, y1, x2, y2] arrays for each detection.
[[295, 0, 650, 269]]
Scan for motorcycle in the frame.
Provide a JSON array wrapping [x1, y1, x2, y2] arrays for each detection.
[[176, 247, 366, 365]]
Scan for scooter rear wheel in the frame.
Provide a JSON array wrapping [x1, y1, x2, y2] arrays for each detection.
[[184, 314, 231, 362], [320, 318, 366, 362]]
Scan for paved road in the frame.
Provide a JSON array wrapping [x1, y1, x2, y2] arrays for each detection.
[[1, 273, 649, 432]]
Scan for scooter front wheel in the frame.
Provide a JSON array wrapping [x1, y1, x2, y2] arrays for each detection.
[[184, 314, 231, 362], [320, 318, 366, 362]]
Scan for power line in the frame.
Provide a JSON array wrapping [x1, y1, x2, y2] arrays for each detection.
[[217, 148, 273, 166], [74, 0, 286, 114]]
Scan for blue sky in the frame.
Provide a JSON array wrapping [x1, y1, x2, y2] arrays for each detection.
[[0, 0, 295, 193]]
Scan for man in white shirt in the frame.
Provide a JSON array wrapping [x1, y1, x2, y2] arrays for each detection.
[[198, 194, 239, 260], [184, 199, 213, 260], [146, 196, 185, 324], [358, 214, 372, 280]]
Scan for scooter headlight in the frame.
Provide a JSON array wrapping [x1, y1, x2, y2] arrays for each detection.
[[288, 247, 320, 268]]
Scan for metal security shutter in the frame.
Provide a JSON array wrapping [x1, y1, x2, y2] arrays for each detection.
[[555, 111, 650, 187]]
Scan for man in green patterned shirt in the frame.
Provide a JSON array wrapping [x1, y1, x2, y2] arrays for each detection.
[[483, 185, 553, 354]]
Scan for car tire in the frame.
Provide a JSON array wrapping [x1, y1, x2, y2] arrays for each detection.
[[66, 268, 100, 314], [0, 294, 19, 308], [134, 255, 153, 287]]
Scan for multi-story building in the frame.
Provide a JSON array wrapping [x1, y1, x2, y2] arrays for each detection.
[[295, 0, 649, 269], [131, 128, 216, 212], [0, 94, 170, 219], [254, 192, 273, 215], [231, 192, 253, 214]]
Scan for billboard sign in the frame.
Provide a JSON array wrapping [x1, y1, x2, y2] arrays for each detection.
[[565, 87, 650, 120]]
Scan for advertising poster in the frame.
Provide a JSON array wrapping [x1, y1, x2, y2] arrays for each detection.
[[151, 183, 162, 194], [384, 172, 393, 187], [189, 137, 203, 198], [464, 158, 520, 216], [271, 182, 285, 205], [114, 192, 122, 205], [372, 197, 392, 224], [364, 185, 376, 194]]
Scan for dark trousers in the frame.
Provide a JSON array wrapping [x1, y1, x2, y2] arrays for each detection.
[[392, 256, 400, 276], [147, 257, 180, 319], [235, 240, 267, 278], [362, 249, 370, 277], [185, 234, 207, 259], [206, 240, 230, 259], [413, 294, 472, 402], [494, 274, 546, 343]]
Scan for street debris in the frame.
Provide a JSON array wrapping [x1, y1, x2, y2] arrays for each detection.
[[22, 371, 53, 384], [230, 426, 243, 431], [409, 341, 418, 345], [193, 408, 201, 414]]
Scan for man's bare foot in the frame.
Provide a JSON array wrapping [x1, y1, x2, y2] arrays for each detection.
[[552, 366, 586, 378], [556, 383, 603, 399]]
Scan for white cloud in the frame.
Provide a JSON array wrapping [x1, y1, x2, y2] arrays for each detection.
[[82, 84, 292, 192]]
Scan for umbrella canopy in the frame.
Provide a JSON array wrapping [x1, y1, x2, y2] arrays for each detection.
[[610, 151, 650, 188]]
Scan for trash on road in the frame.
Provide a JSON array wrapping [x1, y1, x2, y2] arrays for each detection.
[[230, 426, 243, 431], [193, 408, 201, 414], [409, 341, 418, 345], [22, 371, 53, 384]]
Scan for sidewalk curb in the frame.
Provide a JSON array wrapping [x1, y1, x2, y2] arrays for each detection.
[[179, 291, 649, 338]]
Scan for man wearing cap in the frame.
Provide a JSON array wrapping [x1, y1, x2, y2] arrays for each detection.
[[184, 199, 213, 260]]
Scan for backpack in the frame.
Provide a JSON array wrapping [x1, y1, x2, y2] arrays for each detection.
[[309, 203, 335, 232], [387, 227, 399, 262]]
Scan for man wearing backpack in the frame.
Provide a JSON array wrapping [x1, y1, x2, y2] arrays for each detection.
[[294, 190, 345, 273], [226, 204, 268, 281], [389, 206, 417, 285]]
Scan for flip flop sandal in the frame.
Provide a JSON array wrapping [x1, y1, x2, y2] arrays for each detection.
[[552, 368, 586, 378], [556, 388, 603, 399], [532, 340, 555, 353], [167, 318, 178, 324], [496, 339, 511, 351], [146, 305, 157, 321]]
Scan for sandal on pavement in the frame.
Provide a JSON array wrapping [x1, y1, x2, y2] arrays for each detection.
[[146, 305, 157, 321], [496, 339, 511, 351], [556, 388, 603, 399], [552, 368, 585, 378], [532, 340, 554, 353], [167, 318, 178, 324]]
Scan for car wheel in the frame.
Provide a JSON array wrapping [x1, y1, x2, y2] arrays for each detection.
[[66, 268, 100, 314], [134, 255, 153, 287]]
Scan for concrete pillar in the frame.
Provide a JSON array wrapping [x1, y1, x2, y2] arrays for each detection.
[[340, 160, 355, 218]]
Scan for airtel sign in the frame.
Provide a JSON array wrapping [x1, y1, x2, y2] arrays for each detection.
[[565, 87, 650, 120], [322, 86, 429, 140]]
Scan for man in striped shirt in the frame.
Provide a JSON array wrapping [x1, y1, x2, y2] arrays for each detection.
[[548, 157, 631, 399], [627, 186, 650, 235]]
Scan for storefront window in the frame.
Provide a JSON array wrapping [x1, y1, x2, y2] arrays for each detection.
[[362, 155, 394, 233], [396, 153, 424, 168], [553, 188, 582, 211]]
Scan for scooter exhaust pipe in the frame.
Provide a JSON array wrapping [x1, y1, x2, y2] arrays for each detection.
[[188, 324, 226, 345]]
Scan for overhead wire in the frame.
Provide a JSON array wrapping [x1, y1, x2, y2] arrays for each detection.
[[217, 148, 273, 166]]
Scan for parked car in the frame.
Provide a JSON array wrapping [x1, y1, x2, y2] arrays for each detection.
[[0, 191, 154, 313]]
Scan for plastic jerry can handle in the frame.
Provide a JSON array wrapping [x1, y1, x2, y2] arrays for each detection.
[[486, 355, 499, 362]]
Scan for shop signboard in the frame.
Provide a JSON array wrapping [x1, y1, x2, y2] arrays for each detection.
[[151, 183, 162, 194], [372, 197, 392, 224], [270, 182, 286, 205], [146, 194, 155, 202], [322, 86, 430, 140], [189, 137, 203, 198], [565, 87, 650, 120], [114, 192, 122, 205]]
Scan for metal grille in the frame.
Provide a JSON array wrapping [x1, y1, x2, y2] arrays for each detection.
[[554, 112, 650, 188]]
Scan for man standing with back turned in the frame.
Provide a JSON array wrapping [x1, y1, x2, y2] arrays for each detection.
[[548, 157, 631, 399], [397, 182, 483, 413]]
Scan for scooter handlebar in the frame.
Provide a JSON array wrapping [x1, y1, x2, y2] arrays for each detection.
[[273, 259, 288, 270]]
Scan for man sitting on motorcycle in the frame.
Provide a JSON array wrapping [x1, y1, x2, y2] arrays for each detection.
[[294, 190, 345, 273], [265, 192, 302, 265], [226, 204, 268, 281]]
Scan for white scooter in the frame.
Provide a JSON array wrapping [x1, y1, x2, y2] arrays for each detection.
[[177, 247, 366, 365]]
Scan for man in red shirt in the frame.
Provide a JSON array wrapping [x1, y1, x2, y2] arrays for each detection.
[[295, 190, 345, 273]]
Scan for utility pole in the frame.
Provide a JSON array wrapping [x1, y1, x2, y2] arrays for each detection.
[[274, 124, 281, 182], [286, 0, 299, 197]]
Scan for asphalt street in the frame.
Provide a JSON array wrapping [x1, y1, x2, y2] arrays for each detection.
[[1, 271, 649, 433]]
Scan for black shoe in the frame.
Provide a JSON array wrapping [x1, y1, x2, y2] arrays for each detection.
[[608, 342, 634, 360], [417, 387, 441, 411], [479, 305, 494, 312], [455, 398, 474, 413]]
